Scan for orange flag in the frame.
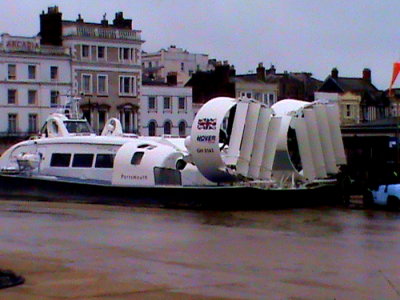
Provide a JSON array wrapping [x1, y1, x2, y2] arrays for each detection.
[[389, 62, 400, 95]]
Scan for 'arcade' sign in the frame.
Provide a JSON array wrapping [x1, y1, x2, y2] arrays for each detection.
[[3, 36, 40, 52]]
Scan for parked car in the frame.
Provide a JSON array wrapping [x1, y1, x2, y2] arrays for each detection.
[[364, 184, 400, 209]]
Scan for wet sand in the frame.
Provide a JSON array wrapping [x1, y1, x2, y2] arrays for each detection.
[[0, 200, 400, 299]]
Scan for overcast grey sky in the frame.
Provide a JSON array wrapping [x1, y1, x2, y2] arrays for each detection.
[[2, 0, 399, 89]]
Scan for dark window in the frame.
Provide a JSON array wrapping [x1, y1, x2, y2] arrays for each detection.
[[28, 90, 37, 105], [163, 97, 171, 110], [124, 111, 131, 132], [82, 45, 90, 58], [64, 120, 93, 134], [346, 105, 351, 117], [82, 110, 91, 124], [8, 114, 17, 133], [178, 97, 185, 110], [164, 121, 172, 135], [119, 76, 135, 95], [98, 46, 105, 59], [50, 90, 59, 107], [50, 66, 58, 80], [50, 153, 71, 167], [72, 154, 94, 168], [148, 121, 156, 136], [95, 154, 115, 168], [131, 152, 144, 165], [8, 64, 16, 80], [178, 121, 186, 137], [148, 97, 156, 110], [154, 168, 182, 185], [28, 114, 38, 133], [137, 144, 151, 149], [120, 47, 130, 60], [98, 111, 106, 132], [28, 65, 36, 79], [8, 89, 17, 104], [98, 75, 107, 94]]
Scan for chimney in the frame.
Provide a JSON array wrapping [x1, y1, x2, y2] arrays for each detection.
[[331, 68, 339, 79], [40, 6, 63, 46], [48, 6, 59, 13], [266, 64, 276, 75], [113, 12, 132, 29], [76, 14, 84, 22], [167, 72, 177, 86], [101, 13, 108, 26], [256, 62, 266, 81], [229, 65, 236, 77], [283, 70, 289, 78], [362, 68, 371, 83]]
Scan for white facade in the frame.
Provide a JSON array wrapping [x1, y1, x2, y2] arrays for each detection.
[[315, 91, 361, 125], [314, 92, 340, 102], [142, 45, 212, 86], [0, 34, 72, 137], [140, 85, 193, 137], [236, 84, 278, 107]]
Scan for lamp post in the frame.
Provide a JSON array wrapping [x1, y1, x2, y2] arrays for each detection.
[[88, 96, 92, 125], [83, 93, 91, 126]]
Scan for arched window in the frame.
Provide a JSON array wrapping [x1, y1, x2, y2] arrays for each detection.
[[178, 121, 186, 137], [164, 120, 172, 135], [148, 120, 157, 136]]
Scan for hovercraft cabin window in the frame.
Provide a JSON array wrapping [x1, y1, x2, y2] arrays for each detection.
[[50, 153, 72, 167], [95, 154, 115, 168], [131, 152, 144, 165], [72, 154, 94, 168]]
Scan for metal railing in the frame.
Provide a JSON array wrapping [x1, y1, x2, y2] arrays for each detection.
[[69, 26, 141, 41]]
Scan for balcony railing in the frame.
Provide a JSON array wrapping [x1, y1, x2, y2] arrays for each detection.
[[65, 26, 141, 41]]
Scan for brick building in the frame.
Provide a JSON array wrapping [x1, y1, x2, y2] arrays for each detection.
[[40, 6, 144, 133], [185, 62, 236, 113], [316, 68, 389, 125]]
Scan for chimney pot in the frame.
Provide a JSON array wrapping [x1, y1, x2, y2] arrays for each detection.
[[363, 68, 371, 83], [256, 62, 266, 81], [167, 72, 177, 86], [331, 68, 339, 79]]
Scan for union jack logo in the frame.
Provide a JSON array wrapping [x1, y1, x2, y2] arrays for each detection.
[[197, 118, 217, 130]]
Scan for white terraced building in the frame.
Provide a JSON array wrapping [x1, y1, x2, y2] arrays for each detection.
[[0, 33, 72, 137], [140, 82, 193, 137], [142, 45, 213, 86]]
